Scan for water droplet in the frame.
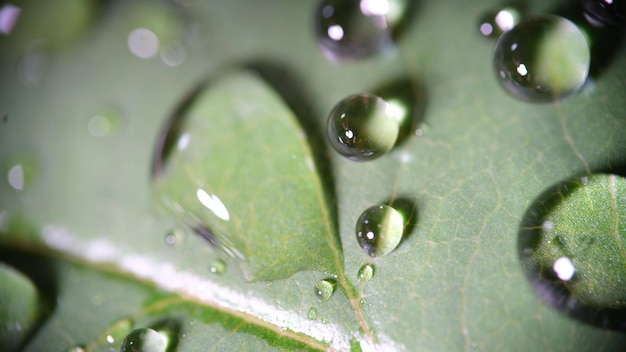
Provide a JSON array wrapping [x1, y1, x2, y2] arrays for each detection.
[[4, 156, 36, 191], [64, 346, 86, 352], [121, 328, 166, 352], [321, 317, 329, 324], [519, 174, 626, 329], [582, 0, 626, 27], [0, 4, 21, 35], [326, 93, 400, 161], [307, 307, 318, 320], [315, 278, 337, 301], [478, 6, 522, 38], [87, 107, 122, 138], [164, 227, 185, 246], [313, 0, 403, 61], [358, 263, 375, 282], [103, 316, 133, 347], [493, 15, 590, 102], [209, 259, 226, 274], [356, 204, 404, 257]]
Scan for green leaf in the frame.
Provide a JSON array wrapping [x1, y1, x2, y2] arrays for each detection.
[[1, 0, 626, 351]]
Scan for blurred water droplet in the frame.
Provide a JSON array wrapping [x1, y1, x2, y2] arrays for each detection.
[[64, 346, 86, 352], [4, 157, 35, 191], [478, 6, 522, 38], [87, 108, 122, 138], [321, 317, 329, 324], [0, 4, 21, 34], [357, 263, 374, 282], [103, 316, 134, 347], [128, 28, 159, 59], [160, 41, 186, 67], [581, 0, 626, 26], [307, 307, 318, 320], [356, 204, 404, 257], [121, 328, 166, 352], [493, 15, 590, 102], [315, 278, 337, 301], [209, 259, 226, 274], [7, 164, 24, 190], [326, 93, 400, 161]]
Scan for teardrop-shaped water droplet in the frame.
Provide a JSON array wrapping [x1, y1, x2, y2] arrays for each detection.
[[315, 278, 337, 301], [581, 0, 626, 27], [519, 174, 626, 330], [356, 204, 404, 257], [120, 328, 166, 352], [209, 259, 226, 274], [314, 0, 406, 61], [326, 93, 400, 161], [0, 263, 42, 351], [493, 15, 590, 102], [478, 6, 522, 38], [307, 307, 318, 320], [357, 263, 374, 282]]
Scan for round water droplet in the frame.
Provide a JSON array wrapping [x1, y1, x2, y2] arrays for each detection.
[[87, 107, 122, 138], [519, 174, 626, 329], [582, 0, 626, 27], [356, 204, 404, 257], [314, 278, 337, 301], [209, 259, 226, 274], [478, 6, 522, 38], [493, 15, 590, 102], [357, 263, 374, 282], [121, 328, 166, 352], [326, 93, 400, 161], [313, 0, 401, 61], [307, 307, 318, 320]]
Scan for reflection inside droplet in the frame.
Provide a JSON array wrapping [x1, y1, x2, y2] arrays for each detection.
[[196, 188, 230, 221], [128, 28, 159, 59], [0, 4, 21, 34], [553, 256, 575, 281]]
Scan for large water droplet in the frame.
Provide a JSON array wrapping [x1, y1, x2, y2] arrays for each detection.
[[315, 278, 337, 301], [313, 0, 406, 61], [120, 328, 166, 352], [357, 263, 374, 282], [478, 6, 522, 38], [356, 204, 404, 257], [493, 15, 590, 102], [326, 93, 400, 161], [0, 263, 41, 351], [581, 0, 626, 27], [519, 174, 626, 330]]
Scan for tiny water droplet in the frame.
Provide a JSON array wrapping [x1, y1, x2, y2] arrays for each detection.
[[314, 0, 405, 61], [493, 15, 590, 102], [357, 263, 374, 282], [120, 328, 166, 352], [356, 204, 404, 257], [209, 259, 226, 274], [478, 6, 522, 38], [321, 317, 329, 324], [326, 93, 400, 161], [314, 278, 337, 301], [164, 226, 185, 246], [307, 307, 318, 320], [519, 174, 626, 329], [582, 0, 626, 27]]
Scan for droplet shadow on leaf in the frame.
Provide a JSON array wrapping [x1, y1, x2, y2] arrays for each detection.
[[518, 177, 626, 332], [550, 0, 624, 79]]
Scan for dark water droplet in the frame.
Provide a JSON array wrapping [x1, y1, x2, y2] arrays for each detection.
[[0, 263, 41, 351], [326, 93, 400, 161], [478, 6, 522, 38], [120, 328, 166, 352], [315, 278, 337, 301], [581, 0, 626, 26], [314, 0, 406, 61], [519, 174, 626, 331], [357, 263, 374, 282], [493, 15, 590, 102], [356, 204, 404, 257], [307, 307, 318, 320], [209, 259, 226, 274]]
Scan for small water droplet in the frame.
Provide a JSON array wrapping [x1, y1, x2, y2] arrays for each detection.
[[164, 226, 185, 246], [4, 157, 36, 191], [356, 204, 404, 257], [128, 28, 160, 59], [493, 15, 590, 102], [314, 0, 406, 61], [120, 328, 166, 352], [582, 0, 626, 27], [315, 278, 337, 301], [326, 93, 400, 161], [478, 6, 522, 38], [321, 317, 329, 324], [209, 259, 226, 274], [307, 307, 318, 320], [87, 108, 122, 138], [357, 263, 374, 282], [519, 174, 626, 330], [104, 316, 133, 347]]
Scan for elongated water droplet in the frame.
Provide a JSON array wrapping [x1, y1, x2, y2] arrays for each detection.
[[327, 93, 400, 161], [357, 263, 374, 282], [519, 174, 626, 330], [493, 15, 590, 102], [315, 278, 337, 301], [121, 328, 166, 352], [478, 6, 522, 38], [356, 204, 404, 257], [209, 259, 226, 274], [307, 307, 318, 320], [314, 0, 405, 61], [582, 0, 626, 26]]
